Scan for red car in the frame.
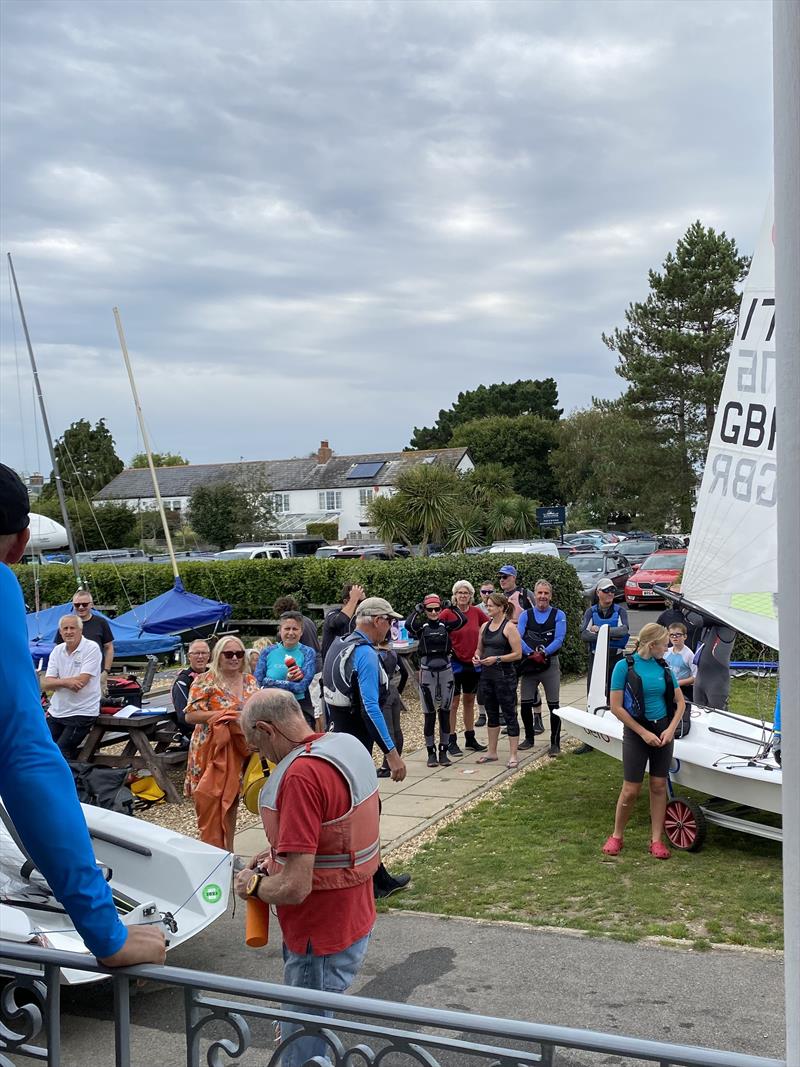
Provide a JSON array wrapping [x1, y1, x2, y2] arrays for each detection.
[[624, 549, 688, 606]]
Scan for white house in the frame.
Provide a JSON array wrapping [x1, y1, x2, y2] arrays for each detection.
[[93, 441, 474, 541]]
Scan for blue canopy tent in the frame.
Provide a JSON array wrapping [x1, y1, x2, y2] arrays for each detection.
[[26, 603, 180, 665], [112, 578, 231, 636]]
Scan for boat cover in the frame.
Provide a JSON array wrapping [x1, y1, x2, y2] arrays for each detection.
[[112, 577, 231, 635], [27, 603, 180, 663]]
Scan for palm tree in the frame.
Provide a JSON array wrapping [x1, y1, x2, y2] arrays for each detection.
[[445, 505, 486, 553], [486, 496, 517, 542], [394, 464, 458, 555], [506, 496, 539, 538], [464, 463, 515, 508], [365, 494, 412, 555]]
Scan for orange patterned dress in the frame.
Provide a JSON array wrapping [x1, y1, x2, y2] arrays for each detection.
[[183, 672, 259, 798]]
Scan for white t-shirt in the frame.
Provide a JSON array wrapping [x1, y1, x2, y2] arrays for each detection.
[[665, 644, 695, 682], [46, 636, 102, 718]]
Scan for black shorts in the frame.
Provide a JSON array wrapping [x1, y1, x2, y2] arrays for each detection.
[[622, 717, 674, 783], [453, 661, 480, 695]]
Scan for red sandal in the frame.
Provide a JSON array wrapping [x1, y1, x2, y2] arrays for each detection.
[[649, 840, 671, 860], [602, 835, 623, 856]]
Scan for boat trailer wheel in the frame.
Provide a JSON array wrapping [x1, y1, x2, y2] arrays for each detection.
[[664, 797, 707, 852]]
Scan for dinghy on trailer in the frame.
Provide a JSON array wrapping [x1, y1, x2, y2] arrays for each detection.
[[0, 802, 232, 984]]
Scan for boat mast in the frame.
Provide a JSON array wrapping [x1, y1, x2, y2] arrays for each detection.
[[7, 253, 81, 585], [112, 307, 180, 583], [773, 1, 799, 1061]]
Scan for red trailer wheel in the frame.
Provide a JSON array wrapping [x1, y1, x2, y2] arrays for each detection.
[[665, 797, 707, 851]]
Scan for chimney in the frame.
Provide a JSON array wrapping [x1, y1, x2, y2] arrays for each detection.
[[316, 440, 333, 464]]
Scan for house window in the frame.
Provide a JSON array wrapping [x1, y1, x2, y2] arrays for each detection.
[[359, 488, 374, 508], [318, 491, 342, 511], [272, 493, 290, 513]]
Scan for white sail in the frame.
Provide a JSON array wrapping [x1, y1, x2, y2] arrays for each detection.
[[682, 199, 778, 649]]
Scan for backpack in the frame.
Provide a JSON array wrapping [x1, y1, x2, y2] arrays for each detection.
[[323, 632, 387, 709], [68, 762, 135, 816]]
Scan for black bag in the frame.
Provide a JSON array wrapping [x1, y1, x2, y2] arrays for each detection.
[[101, 675, 143, 714], [674, 701, 692, 738], [68, 762, 134, 816]]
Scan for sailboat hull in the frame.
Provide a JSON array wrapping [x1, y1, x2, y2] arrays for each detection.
[[558, 705, 782, 815]]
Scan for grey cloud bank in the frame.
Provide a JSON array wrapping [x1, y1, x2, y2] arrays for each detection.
[[0, 0, 772, 474]]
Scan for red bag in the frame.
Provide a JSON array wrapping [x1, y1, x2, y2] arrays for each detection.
[[101, 676, 143, 715]]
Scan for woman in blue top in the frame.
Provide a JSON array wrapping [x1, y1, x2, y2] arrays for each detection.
[[602, 623, 685, 860], [255, 611, 317, 726]]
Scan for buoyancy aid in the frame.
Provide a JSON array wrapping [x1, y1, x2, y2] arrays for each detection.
[[260, 733, 381, 890], [591, 604, 628, 649], [323, 631, 388, 709], [621, 654, 677, 725], [520, 607, 557, 675]]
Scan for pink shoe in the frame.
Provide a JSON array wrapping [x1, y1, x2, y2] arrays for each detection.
[[602, 835, 623, 856], [649, 840, 671, 860]]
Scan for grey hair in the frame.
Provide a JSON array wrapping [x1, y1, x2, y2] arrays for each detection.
[[241, 689, 306, 747], [188, 639, 210, 653], [452, 579, 475, 597], [534, 579, 553, 594], [58, 613, 83, 631]]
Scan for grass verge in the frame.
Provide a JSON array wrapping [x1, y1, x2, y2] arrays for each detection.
[[384, 677, 782, 950]]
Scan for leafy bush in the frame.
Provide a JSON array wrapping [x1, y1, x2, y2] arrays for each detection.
[[13, 553, 588, 673], [306, 521, 338, 540]]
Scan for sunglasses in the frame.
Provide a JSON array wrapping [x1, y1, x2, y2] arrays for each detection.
[[480, 589, 493, 595], [221, 650, 245, 660], [73, 602, 91, 608], [425, 607, 441, 613]]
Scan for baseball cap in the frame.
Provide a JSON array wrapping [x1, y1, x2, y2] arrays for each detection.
[[0, 464, 30, 535], [596, 578, 616, 592], [497, 564, 517, 578], [356, 596, 403, 620]]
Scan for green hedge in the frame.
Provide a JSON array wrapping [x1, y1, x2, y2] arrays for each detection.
[[13, 554, 588, 674]]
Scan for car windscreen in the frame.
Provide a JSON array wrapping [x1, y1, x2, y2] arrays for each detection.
[[569, 556, 604, 573], [623, 540, 658, 556], [640, 553, 686, 571]]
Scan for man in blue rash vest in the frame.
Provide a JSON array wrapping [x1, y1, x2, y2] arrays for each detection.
[[0, 463, 165, 966]]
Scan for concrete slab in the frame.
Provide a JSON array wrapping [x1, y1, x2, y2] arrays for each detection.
[[233, 825, 265, 857], [379, 813, 422, 842], [380, 793, 451, 818], [377, 775, 425, 795], [406, 776, 486, 799]]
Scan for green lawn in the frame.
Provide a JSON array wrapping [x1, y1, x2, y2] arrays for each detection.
[[385, 679, 783, 949]]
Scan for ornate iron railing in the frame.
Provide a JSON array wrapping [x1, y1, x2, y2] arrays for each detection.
[[0, 941, 785, 1067]]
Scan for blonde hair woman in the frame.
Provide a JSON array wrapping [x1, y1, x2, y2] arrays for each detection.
[[439, 580, 488, 755], [183, 635, 259, 849], [602, 623, 685, 860]]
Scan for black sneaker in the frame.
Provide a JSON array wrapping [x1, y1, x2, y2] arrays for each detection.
[[475, 712, 487, 728], [548, 743, 561, 756], [438, 747, 452, 767], [464, 735, 487, 753], [574, 743, 594, 754], [426, 748, 438, 768], [447, 739, 464, 757], [374, 873, 411, 899], [518, 738, 535, 751], [376, 767, 391, 778]]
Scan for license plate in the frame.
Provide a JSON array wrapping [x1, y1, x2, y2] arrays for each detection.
[[643, 590, 657, 597]]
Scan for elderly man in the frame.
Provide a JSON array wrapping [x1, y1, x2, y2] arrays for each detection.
[[171, 639, 211, 743], [41, 613, 103, 759], [55, 590, 114, 692], [580, 578, 630, 697], [236, 689, 379, 1067], [0, 462, 164, 967]]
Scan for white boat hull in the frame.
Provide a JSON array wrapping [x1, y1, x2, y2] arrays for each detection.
[[558, 704, 782, 815], [1, 804, 232, 983]]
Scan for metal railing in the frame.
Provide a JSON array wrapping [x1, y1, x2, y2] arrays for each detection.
[[0, 941, 785, 1067]]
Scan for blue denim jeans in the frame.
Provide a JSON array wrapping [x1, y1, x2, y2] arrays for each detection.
[[279, 932, 372, 1066]]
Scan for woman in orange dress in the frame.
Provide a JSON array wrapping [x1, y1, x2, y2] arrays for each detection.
[[183, 635, 258, 849]]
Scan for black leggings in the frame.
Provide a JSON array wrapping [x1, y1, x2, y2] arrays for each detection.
[[479, 669, 519, 737]]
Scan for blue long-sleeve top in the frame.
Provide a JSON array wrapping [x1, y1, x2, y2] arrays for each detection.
[[254, 642, 316, 698], [351, 632, 394, 753], [0, 563, 127, 959], [518, 607, 567, 657]]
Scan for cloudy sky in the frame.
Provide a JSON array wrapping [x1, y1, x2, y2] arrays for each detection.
[[0, 0, 773, 476]]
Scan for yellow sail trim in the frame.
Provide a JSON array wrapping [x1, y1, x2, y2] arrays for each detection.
[[730, 592, 777, 619]]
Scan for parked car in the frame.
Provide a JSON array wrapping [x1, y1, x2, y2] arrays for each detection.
[[566, 552, 632, 600], [624, 549, 688, 606], [564, 536, 603, 552], [334, 544, 412, 560], [314, 545, 341, 558], [575, 529, 620, 544], [213, 546, 289, 561], [488, 540, 561, 559], [615, 538, 659, 567]]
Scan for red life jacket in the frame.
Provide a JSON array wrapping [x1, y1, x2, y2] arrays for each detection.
[[260, 733, 381, 890]]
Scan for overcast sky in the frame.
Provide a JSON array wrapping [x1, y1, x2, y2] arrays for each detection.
[[0, 0, 773, 477]]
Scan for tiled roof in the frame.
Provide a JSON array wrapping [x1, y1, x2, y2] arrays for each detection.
[[94, 448, 470, 500]]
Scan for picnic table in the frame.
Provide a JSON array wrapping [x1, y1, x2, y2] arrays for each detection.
[[77, 712, 185, 803], [389, 640, 420, 701]]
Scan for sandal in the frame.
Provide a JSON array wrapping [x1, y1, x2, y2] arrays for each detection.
[[506, 758, 519, 769], [649, 840, 671, 860], [475, 755, 499, 764], [602, 835, 624, 856]]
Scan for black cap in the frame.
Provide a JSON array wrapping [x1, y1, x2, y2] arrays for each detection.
[[0, 464, 31, 535]]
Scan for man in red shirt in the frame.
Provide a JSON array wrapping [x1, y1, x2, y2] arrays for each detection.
[[236, 688, 379, 1067]]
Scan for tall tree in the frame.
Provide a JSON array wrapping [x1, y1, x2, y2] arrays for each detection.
[[365, 494, 412, 554], [42, 419, 124, 501], [392, 464, 460, 554], [409, 378, 562, 450], [189, 481, 276, 549], [131, 452, 189, 468], [603, 221, 749, 528], [450, 414, 560, 503]]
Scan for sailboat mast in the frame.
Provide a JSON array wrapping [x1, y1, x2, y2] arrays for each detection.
[[7, 254, 81, 585], [112, 308, 180, 582]]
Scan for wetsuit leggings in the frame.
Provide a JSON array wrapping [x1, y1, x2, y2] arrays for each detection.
[[420, 666, 454, 747]]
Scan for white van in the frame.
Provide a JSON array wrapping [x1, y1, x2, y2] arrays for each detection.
[[213, 546, 288, 561], [488, 540, 561, 559]]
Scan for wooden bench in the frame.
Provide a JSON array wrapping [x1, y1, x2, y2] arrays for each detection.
[[77, 713, 185, 804]]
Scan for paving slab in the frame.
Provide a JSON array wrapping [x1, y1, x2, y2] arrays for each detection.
[[379, 813, 422, 841], [407, 776, 487, 798], [380, 793, 452, 818]]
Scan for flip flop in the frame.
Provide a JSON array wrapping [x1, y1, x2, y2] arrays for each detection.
[[475, 755, 499, 764], [506, 759, 519, 769]]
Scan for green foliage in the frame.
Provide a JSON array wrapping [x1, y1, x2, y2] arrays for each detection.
[[409, 378, 562, 450], [12, 553, 587, 673], [443, 505, 485, 553], [188, 480, 276, 550], [306, 521, 338, 540], [603, 221, 749, 529], [450, 414, 560, 502], [393, 465, 460, 553], [366, 494, 413, 551], [91, 503, 138, 549], [42, 419, 124, 501], [131, 452, 189, 468], [462, 463, 515, 507]]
